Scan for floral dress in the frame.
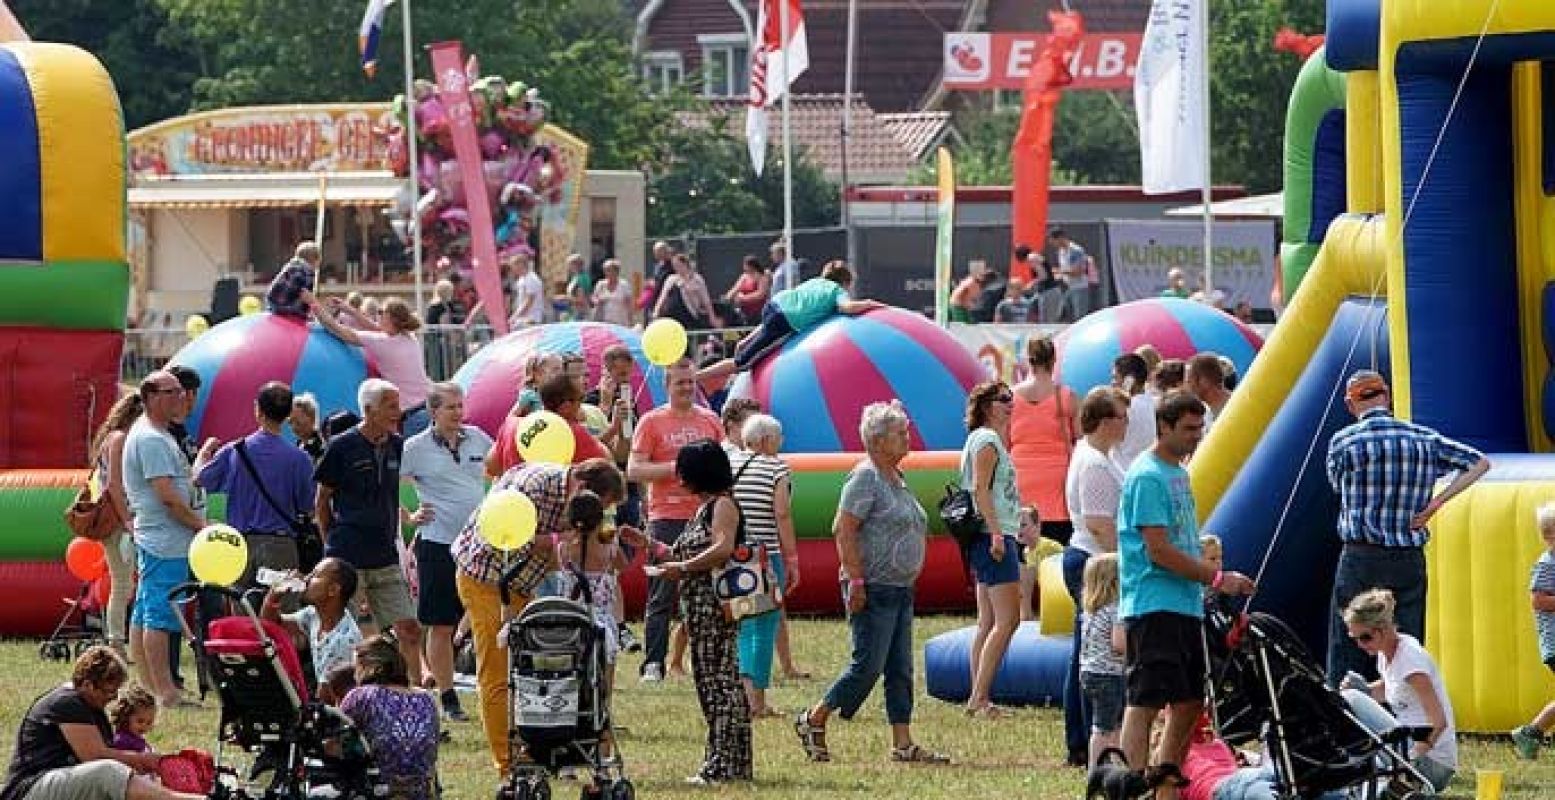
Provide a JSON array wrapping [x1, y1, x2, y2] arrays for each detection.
[[339, 685, 440, 799], [673, 497, 753, 782]]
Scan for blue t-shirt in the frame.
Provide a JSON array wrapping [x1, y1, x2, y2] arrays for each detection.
[[773, 278, 847, 331], [1532, 551, 1555, 662], [197, 430, 315, 535], [122, 417, 198, 559], [1117, 452, 1203, 619], [315, 427, 403, 570], [401, 425, 493, 545]]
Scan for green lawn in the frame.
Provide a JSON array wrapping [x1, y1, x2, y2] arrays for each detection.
[[2, 616, 1550, 798]]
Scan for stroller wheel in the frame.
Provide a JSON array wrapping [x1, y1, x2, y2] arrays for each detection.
[[607, 779, 634, 800], [533, 780, 552, 800]]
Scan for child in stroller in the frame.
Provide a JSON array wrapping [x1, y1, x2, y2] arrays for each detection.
[[169, 582, 387, 800], [496, 492, 638, 800]]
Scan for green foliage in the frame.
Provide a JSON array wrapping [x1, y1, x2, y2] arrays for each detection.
[[647, 111, 839, 237]]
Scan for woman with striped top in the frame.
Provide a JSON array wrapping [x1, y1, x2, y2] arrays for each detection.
[[729, 414, 800, 717]]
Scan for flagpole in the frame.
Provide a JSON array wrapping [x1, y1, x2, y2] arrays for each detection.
[[841, 0, 857, 269], [401, 0, 425, 315], [780, 0, 794, 261], [1198, 0, 1213, 295]]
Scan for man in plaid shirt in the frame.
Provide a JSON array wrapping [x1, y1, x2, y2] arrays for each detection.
[[266, 241, 320, 318], [450, 458, 628, 774], [1324, 370, 1490, 683]]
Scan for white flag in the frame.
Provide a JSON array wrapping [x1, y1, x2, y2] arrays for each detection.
[[1134, 0, 1207, 194], [746, 0, 809, 176]]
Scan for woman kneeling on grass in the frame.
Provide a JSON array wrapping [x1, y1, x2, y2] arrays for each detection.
[[1, 646, 205, 800], [793, 401, 950, 765]]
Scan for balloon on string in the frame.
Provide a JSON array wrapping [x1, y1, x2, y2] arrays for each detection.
[[477, 489, 538, 551], [516, 410, 574, 465], [64, 537, 107, 582], [185, 315, 209, 339], [642, 318, 688, 366], [238, 295, 262, 316], [189, 524, 249, 587]]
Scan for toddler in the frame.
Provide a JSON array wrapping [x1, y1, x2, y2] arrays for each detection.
[[1200, 534, 1223, 572], [1079, 553, 1125, 766], [1512, 502, 1555, 759], [109, 684, 159, 753]]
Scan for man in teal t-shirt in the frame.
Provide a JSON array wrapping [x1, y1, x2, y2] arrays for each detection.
[[1115, 391, 1254, 780], [698, 260, 884, 381]]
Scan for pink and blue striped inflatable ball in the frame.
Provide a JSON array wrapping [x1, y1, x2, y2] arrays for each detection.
[[728, 306, 985, 453], [169, 313, 378, 443], [454, 321, 668, 438], [1055, 297, 1263, 397]]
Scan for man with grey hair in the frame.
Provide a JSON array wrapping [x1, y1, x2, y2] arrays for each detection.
[[401, 381, 492, 721], [315, 377, 423, 683], [266, 240, 320, 318]]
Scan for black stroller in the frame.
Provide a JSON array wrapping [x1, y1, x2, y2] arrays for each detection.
[[497, 560, 632, 800], [1202, 598, 1434, 799], [170, 583, 388, 799]]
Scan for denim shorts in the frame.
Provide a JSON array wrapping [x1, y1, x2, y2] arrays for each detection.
[[969, 534, 1021, 586], [1080, 671, 1125, 734], [132, 549, 190, 633]]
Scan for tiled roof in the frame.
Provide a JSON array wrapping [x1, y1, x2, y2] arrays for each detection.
[[878, 111, 953, 161], [681, 94, 925, 185], [986, 0, 1151, 32]]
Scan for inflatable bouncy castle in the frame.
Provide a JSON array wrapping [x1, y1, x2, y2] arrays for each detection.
[[0, 42, 129, 634], [1194, 1, 1555, 731]]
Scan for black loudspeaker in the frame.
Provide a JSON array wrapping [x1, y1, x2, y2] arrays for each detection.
[[209, 276, 240, 324]]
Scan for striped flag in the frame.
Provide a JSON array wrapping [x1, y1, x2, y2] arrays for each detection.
[[358, 0, 392, 78], [745, 0, 809, 176]]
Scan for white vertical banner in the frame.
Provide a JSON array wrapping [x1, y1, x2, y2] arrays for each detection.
[[1134, 0, 1207, 194]]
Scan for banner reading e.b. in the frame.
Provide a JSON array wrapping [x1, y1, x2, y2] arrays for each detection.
[[1103, 219, 1277, 308]]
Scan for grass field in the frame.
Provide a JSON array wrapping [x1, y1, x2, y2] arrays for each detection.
[[3, 616, 1551, 798]]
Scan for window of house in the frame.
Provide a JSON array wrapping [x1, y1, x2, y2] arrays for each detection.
[[642, 51, 684, 94], [699, 33, 750, 98]]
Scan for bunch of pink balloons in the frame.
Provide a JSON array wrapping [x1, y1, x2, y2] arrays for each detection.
[[383, 76, 566, 269]]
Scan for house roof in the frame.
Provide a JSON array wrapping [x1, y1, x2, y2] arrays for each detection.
[[985, 0, 1151, 32], [878, 111, 954, 161], [681, 94, 926, 185]]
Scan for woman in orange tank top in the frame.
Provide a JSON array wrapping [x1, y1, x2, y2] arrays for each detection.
[[1007, 336, 1080, 543]]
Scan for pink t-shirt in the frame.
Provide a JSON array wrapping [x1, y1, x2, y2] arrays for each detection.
[[1181, 738, 1239, 800], [357, 331, 432, 409], [631, 405, 723, 521]]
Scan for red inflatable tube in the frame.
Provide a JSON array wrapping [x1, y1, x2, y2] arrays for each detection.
[[0, 561, 92, 637], [617, 535, 974, 617]]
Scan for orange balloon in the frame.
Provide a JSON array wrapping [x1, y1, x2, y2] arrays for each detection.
[[90, 576, 112, 608], [64, 537, 107, 582]]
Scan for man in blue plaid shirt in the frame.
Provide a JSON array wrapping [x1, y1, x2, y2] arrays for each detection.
[[266, 240, 320, 318], [1324, 370, 1490, 683]]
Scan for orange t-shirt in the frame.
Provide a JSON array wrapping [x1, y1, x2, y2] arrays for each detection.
[[1008, 385, 1078, 523], [631, 405, 723, 521], [492, 413, 612, 474]]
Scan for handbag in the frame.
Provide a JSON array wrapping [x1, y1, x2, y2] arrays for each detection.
[[235, 439, 324, 572], [63, 467, 122, 542], [709, 457, 780, 622], [940, 444, 998, 551]]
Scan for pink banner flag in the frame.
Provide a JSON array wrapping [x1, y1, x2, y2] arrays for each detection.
[[430, 41, 507, 336]]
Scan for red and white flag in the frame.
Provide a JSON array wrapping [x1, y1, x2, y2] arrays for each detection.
[[746, 0, 809, 176]]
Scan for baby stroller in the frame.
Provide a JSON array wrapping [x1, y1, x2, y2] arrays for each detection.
[[38, 578, 108, 661], [1202, 597, 1433, 799], [497, 562, 633, 800], [170, 582, 387, 800]]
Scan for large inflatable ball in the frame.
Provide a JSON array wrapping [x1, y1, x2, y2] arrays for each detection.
[[728, 307, 985, 453], [170, 313, 377, 443], [1056, 297, 1263, 398], [454, 321, 669, 438]]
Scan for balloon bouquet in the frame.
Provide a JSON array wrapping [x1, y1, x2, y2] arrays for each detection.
[[383, 71, 566, 281]]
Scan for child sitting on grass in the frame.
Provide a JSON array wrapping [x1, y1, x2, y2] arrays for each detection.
[[1079, 553, 1125, 767], [1512, 502, 1555, 759], [109, 684, 159, 754]]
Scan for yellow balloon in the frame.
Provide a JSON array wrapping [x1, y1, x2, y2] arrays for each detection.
[[238, 295, 262, 315], [579, 403, 609, 437], [189, 524, 249, 587], [477, 489, 538, 551], [516, 410, 575, 465], [185, 315, 210, 339], [642, 318, 688, 366]]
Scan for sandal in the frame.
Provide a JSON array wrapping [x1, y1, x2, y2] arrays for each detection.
[[890, 743, 951, 764], [965, 703, 1007, 720], [750, 707, 783, 720], [793, 710, 831, 762]]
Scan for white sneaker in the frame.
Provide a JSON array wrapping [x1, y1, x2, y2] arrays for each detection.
[[640, 663, 665, 684]]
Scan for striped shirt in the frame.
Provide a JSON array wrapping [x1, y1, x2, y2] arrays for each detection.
[[730, 450, 790, 552], [1325, 408, 1484, 548], [452, 463, 570, 593], [1532, 551, 1555, 663]]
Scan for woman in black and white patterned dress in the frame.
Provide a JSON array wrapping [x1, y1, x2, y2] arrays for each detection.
[[652, 439, 753, 784]]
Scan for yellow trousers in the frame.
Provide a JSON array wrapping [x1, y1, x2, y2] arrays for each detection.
[[456, 571, 526, 775]]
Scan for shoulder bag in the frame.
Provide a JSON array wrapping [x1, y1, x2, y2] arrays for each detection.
[[64, 466, 123, 541], [940, 439, 998, 551], [236, 439, 324, 571], [710, 457, 780, 621]]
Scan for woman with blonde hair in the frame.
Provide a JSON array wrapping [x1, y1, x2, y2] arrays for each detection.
[[317, 296, 435, 435], [90, 392, 145, 652]]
